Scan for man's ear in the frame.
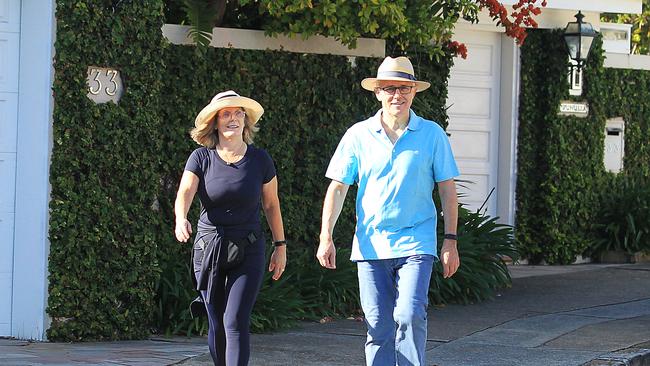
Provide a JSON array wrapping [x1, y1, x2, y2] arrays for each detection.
[[374, 89, 382, 101]]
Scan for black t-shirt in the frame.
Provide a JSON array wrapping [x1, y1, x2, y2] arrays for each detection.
[[184, 145, 276, 231]]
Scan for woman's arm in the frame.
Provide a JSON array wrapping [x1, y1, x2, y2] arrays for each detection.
[[174, 170, 199, 243], [262, 176, 286, 280]]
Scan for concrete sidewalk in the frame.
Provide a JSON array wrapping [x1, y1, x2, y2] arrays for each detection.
[[2, 263, 650, 366]]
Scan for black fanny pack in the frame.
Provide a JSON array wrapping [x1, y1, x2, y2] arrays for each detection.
[[190, 230, 259, 318], [221, 231, 258, 269]]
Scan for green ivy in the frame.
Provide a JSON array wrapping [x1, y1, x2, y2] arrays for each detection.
[[516, 29, 650, 264], [47, 1, 167, 341]]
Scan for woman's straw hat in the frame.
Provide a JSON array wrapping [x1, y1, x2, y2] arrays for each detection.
[[361, 56, 430, 92], [194, 90, 264, 128]]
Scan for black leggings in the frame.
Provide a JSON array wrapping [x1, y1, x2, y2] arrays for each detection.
[[195, 242, 265, 366]]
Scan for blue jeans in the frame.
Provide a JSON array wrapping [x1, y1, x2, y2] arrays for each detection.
[[357, 255, 435, 366]]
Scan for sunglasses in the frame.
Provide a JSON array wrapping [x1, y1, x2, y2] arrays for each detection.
[[218, 110, 246, 120], [377, 85, 415, 95]]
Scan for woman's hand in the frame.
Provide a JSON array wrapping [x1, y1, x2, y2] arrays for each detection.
[[175, 218, 192, 242], [174, 171, 198, 243], [268, 245, 287, 280]]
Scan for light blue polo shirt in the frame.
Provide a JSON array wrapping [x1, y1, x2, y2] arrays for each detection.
[[326, 109, 459, 261]]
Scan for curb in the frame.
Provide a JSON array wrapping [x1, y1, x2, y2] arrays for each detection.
[[585, 348, 650, 366]]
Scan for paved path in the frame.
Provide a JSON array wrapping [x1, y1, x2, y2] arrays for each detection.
[[2, 263, 650, 366]]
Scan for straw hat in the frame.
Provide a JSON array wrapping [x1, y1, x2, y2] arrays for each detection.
[[361, 56, 430, 92], [194, 90, 264, 128]]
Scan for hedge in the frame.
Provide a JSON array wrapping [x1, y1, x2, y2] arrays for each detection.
[[515, 29, 650, 264], [47, 1, 167, 340]]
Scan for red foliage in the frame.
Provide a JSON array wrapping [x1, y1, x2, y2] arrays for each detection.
[[448, 0, 545, 58], [477, 0, 546, 45], [448, 41, 469, 59]]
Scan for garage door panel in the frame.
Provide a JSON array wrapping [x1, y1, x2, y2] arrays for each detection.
[[449, 72, 494, 84], [449, 131, 490, 161], [0, 93, 17, 152], [0, 33, 19, 92], [0, 0, 20, 32], [447, 86, 492, 119], [0, 272, 11, 335], [0, 153, 15, 213], [452, 44, 495, 77], [457, 174, 491, 207], [455, 161, 491, 172], [0, 212, 13, 269], [448, 122, 491, 131], [0, 211, 13, 336]]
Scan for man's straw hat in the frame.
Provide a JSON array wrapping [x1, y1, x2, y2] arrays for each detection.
[[361, 56, 430, 92]]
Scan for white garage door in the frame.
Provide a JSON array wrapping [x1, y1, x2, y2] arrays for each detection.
[[446, 29, 501, 218], [0, 0, 20, 336]]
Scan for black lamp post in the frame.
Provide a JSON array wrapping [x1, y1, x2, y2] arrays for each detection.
[[563, 11, 598, 70]]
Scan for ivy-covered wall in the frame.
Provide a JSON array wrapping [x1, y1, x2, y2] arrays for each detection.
[[601, 69, 650, 177], [47, 1, 453, 340], [47, 2, 167, 340], [516, 29, 650, 264]]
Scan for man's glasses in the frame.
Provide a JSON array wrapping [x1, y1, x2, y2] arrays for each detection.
[[377, 85, 414, 95], [219, 110, 246, 120]]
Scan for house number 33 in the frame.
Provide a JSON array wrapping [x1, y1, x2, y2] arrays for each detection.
[[86, 67, 123, 104]]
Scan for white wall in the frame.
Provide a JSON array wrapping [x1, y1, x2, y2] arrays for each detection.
[[498, 0, 641, 14], [604, 53, 650, 71], [162, 24, 385, 57]]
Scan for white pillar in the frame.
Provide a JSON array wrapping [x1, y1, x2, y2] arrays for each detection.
[[496, 35, 520, 227], [12, 0, 56, 340]]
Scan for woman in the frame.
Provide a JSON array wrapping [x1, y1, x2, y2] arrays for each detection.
[[174, 90, 287, 366]]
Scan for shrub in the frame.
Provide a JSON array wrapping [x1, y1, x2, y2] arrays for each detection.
[[591, 175, 650, 256], [430, 205, 518, 305]]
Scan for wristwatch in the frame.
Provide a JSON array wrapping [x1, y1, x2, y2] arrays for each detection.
[[444, 233, 458, 241]]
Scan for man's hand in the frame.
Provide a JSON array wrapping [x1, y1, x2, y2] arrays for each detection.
[[440, 239, 460, 278], [316, 237, 337, 269]]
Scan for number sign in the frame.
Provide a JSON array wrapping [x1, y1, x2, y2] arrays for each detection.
[[86, 67, 123, 104]]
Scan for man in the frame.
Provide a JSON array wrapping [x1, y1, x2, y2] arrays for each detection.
[[316, 56, 460, 366]]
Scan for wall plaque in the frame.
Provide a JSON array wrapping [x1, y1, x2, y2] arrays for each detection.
[[86, 67, 123, 104], [558, 101, 589, 117]]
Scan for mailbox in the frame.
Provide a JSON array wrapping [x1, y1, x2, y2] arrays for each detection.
[[604, 118, 625, 173]]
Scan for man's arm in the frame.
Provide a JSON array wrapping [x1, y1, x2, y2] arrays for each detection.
[[316, 180, 350, 269], [438, 179, 459, 278]]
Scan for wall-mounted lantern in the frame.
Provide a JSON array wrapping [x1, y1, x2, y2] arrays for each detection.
[[563, 11, 598, 71]]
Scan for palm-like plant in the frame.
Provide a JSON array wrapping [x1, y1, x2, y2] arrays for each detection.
[[182, 0, 225, 47], [430, 204, 518, 305]]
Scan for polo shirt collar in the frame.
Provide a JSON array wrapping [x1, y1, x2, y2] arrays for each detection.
[[407, 110, 421, 131], [371, 109, 422, 133]]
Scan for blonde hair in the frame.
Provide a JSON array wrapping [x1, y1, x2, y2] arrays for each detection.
[[190, 108, 259, 148]]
